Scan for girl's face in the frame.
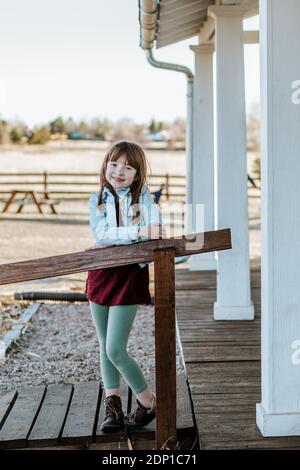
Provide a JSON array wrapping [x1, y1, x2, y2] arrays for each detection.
[[105, 155, 137, 189]]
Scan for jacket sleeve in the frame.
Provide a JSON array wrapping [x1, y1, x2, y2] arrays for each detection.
[[89, 193, 140, 246]]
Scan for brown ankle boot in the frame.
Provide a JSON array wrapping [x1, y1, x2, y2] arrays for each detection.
[[124, 394, 156, 428], [100, 395, 124, 433]]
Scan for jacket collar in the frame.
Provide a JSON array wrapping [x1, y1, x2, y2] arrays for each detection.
[[103, 185, 131, 200], [102, 184, 147, 200]]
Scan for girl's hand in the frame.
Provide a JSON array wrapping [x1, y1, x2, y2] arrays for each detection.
[[139, 224, 167, 240]]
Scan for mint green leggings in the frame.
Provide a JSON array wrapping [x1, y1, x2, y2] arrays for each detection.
[[89, 301, 148, 394]]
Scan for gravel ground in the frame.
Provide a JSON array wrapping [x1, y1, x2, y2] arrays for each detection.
[[0, 301, 184, 396], [0, 300, 28, 337]]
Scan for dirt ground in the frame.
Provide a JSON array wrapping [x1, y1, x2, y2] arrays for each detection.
[[0, 199, 91, 297]]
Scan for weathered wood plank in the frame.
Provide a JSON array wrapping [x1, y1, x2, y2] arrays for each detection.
[[21, 441, 130, 450], [60, 381, 101, 446], [154, 248, 177, 449], [176, 291, 261, 303], [192, 392, 261, 414], [0, 229, 231, 285], [0, 386, 46, 449], [176, 300, 262, 313], [178, 323, 260, 331], [175, 273, 260, 289], [27, 384, 73, 448], [131, 439, 156, 450], [187, 361, 260, 375], [0, 390, 18, 431], [173, 266, 300, 449], [177, 306, 260, 317], [198, 417, 300, 450], [178, 333, 259, 343], [182, 344, 260, 362], [176, 373, 195, 436], [177, 320, 260, 329], [186, 362, 260, 395]]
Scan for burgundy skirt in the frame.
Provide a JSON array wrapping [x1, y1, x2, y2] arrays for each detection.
[[85, 264, 152, 306]]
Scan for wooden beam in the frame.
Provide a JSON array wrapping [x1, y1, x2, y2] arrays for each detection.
[[198, 29, 259, 47], [0, 229, 231, 286], [199, 16, 215, 43], [154, 248, 176, 450]]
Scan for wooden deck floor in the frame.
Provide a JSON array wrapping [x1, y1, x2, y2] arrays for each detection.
[[175, 266, 300, 450], [0, 373, 195, 450]]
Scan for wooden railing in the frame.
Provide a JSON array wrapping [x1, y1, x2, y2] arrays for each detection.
[[0, 228, 232, 449], [0, 172, 186, 202]]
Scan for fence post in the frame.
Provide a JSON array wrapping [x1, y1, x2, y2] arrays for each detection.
[[165, 173, 170, 200], [43, 171, 48, 195], [154, 247, 177, 450]]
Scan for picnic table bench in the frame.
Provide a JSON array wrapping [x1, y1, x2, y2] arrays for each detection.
[[1, 190, 59, 215]]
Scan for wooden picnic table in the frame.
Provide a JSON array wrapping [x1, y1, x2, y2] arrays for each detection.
[[1, 190, 59, 215]]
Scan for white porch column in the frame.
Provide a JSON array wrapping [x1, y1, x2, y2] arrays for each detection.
[[189, 43, 216, 271], [256, 0, 300, 436], [209, 5, 254, 320]]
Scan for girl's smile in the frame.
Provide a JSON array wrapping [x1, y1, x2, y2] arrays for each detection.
[[106, 155, 137, 189]]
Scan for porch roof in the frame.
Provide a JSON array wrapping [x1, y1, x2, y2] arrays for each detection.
[[138, 0, 258, 50]]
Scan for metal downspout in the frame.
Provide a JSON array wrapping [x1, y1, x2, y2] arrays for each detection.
[[145, 49, 194, 233]]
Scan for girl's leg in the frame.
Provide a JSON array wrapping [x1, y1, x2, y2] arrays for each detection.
[[106, 305, 154, 406], [89, 301, 121, 396], [136, 388, 155, 409]]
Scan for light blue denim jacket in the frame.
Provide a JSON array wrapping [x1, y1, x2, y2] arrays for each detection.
[[88, 185, 163, 268]]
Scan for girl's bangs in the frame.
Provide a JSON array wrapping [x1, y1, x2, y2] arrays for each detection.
[[108, 144, 140, 170]]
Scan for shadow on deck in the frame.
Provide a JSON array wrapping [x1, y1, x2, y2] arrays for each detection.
[[175, 264, 300, 450], [0, 373, 196, 450]]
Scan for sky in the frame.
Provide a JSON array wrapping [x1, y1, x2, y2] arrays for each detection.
[[0, 0, 260, 127]]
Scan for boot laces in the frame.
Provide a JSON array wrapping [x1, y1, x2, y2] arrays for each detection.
[[130, 404, 146, 422], [104, 397, 120, 419]]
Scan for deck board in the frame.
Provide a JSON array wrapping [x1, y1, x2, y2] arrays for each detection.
[[0, 373, 195, 449], [61, 381, 101, 446], [0, 390, 17, 430], [0, 386, 46, 449], [27, 383, 73, 448], [175, 266, 300, 450]]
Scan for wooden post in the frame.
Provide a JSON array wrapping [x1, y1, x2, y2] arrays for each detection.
[[154, 248, 176, 450], [165, 173, 169, 200], [189, 44, 217, 271], [43, 171, 48, 194], [42, 170, 57, 215], [208, 4, 254, 320], [257, 0, 300, 437]]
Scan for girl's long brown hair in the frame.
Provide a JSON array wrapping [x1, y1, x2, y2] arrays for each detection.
[[97, 141, 151, 223]]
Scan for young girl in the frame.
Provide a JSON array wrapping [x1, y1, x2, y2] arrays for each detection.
[[85, 140, 166, 433]]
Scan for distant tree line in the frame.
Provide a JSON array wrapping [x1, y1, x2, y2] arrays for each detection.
[[0, 116, 186, 146], [0, 106, 260, 152]]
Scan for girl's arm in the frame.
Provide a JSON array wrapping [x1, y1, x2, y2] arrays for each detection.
[[89, 193, 140, 246]]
